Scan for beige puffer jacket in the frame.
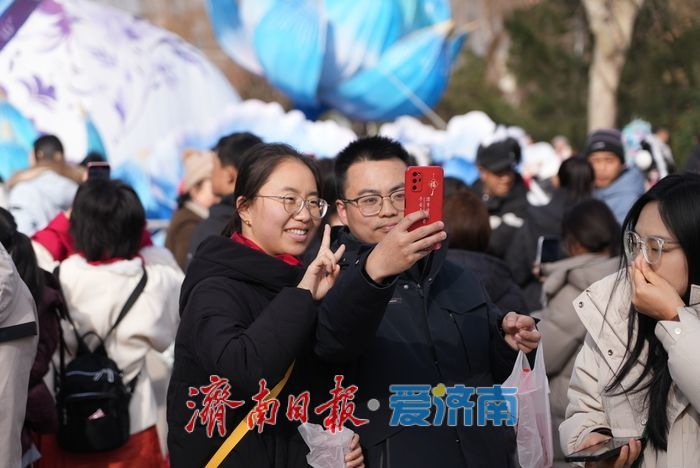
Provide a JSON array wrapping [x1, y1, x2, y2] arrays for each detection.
[[535, 254, 620, 466], [560, 273, 700, 467]]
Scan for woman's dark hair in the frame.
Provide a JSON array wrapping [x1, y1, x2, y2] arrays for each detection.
[[316, 158, 338, 220], [443, 176, 468, 198], [561, 199, 620, 256], [222, 143, 321, 236], [443, 188, 491, 252], [0, 208, 45, 305], [606, 173, 700, 452], [70, 179, 145, 262], [558, 156, 594, 204]]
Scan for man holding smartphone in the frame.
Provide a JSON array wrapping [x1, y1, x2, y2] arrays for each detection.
[[316, 136, 540, 467]]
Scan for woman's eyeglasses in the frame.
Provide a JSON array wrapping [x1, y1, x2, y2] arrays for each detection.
[[623, 230, 680, 265], [257, 195, 328, 219]]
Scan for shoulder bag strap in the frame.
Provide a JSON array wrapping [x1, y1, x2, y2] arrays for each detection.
[[104, 265, 148, 340], [205, 362, 295, 468]]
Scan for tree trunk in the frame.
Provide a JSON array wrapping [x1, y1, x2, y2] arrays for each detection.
[[583, 0, 644, 131]]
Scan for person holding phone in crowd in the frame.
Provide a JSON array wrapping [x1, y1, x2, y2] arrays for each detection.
[[314, 136, 540, 467], [561, 173, 700, 467], [167, 143, 364, 467], [533, 199, 620, 467]]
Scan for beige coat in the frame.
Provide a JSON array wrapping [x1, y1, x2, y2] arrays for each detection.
[[536, 254, 620, 466], [560, 273, 700, 467], [0, 244, 38, 468]]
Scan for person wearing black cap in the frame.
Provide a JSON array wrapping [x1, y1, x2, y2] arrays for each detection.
[[584, 128, 644, 224], [471, 137, 529, 259]]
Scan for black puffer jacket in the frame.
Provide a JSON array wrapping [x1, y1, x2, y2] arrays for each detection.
[[447, 249, 529, 314], [316, 227, 519, 468], [168, 236, 330, 467], [471, 175, 529, 259]]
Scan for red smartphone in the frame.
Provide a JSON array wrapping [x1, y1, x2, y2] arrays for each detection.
[[404, 166, 444, 232], [86, 161, 111, 180]]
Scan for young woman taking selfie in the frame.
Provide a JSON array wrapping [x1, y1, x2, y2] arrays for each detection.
[[167, 143, 363, 467]]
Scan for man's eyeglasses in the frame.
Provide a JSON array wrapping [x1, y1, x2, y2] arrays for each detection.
[[257, 195, 328, 219], [342, 190, 405, 217], [623, 230, 680, 265]]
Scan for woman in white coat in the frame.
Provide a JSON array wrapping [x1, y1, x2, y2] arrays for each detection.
[[560, 173, 700, 467], [36, 179, 182, 466]]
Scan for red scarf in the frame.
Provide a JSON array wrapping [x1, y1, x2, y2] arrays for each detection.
[[230, 232, 303, 267]]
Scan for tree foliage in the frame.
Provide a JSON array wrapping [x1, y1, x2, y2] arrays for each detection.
[[438, 0, 700, 166]]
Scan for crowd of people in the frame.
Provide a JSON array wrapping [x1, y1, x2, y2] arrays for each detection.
[[0, 125, 699, 468]]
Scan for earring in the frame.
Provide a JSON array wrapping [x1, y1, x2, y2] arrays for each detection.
[[243, 219, 252, 227]]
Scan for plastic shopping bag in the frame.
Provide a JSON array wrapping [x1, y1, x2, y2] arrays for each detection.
[[503, 343, 553, 468], [298, 423, 355, 468]]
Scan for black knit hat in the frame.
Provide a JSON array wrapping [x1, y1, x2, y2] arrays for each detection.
[[476, 137, 521, 172], [584, 129, 625, 163]]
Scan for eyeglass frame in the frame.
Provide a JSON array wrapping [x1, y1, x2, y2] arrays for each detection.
[[341, 189, 406, 217], [623, 230, 681, 265], [256, 194, 328, 219]]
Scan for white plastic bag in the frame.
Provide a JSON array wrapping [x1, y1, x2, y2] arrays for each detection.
[[503, 344, 553, 468], [298, 423, 354, 468]]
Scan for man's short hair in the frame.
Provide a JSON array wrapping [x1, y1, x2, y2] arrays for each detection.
[[214, 132, 262, 170], [334, 136, 410, 195], [33, 135, 64, 161]]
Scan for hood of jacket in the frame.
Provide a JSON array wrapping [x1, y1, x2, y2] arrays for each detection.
[[593, 166, 645, 200], [181, 235, 304, 315], [542, 254, 621, 300], [446, 249, 514, 300]]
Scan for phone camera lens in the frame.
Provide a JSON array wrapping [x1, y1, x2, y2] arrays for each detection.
[[412, 185, 417, 190], [413, 172, 418, 176]]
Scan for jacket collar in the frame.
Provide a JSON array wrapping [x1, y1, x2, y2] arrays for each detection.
[[577, 274, 700, 423], [690, 284, 700, 306], [541, 254, 618, 300]]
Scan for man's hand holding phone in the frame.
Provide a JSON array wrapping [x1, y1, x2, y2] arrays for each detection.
[[364, 211, 446, 284]]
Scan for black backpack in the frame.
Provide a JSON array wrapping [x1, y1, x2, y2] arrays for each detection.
[[54, 265, 147, 452]]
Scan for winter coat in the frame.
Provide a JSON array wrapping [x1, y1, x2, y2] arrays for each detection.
[[167, 235, 342, 467], [9, 170, 78, 236], [49, 247, 182, 436], [22, 272, 65, 458], [560, 274, 700, 467], [504, 189, 575, 310], [471, 174, 529, 259], [165, 202, 207, 270], [316, 227, 519, 468], [534, 254, 620, 466], [186, 194, 236, 267], [447, 249, 529, 314], [0, 244, 38, 468], [592, 167, 645, 225]]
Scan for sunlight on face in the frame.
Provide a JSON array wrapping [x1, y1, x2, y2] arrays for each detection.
[[241, 159, 321, 257], [337, 158, 407, 245]]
